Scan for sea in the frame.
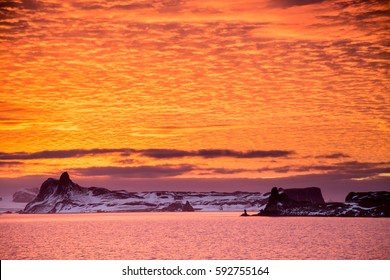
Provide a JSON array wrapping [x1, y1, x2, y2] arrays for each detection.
[[1, 212, 389, 260]]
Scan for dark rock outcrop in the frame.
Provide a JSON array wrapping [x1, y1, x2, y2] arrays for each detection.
[[283, 187, 325, 204], [262, 187, 325, 216], [161, 201, 195, 212], [12, 188, 39, 203], [182, 201, 194, 212], [260, 187, 390, 217]]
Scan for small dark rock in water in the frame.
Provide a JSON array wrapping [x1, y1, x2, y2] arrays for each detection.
[[162, 201, 195, 212], [240, 209, 249, 216], [0, 197, 2, 201], [182, 201, 194, 212]]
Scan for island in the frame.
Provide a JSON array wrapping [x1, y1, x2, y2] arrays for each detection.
[[18, 172, 389, 217], [259, 187, 389, 217]]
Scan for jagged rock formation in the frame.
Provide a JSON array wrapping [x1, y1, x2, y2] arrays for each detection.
[[23, 173, 388, 216], [12, 188, 39, 203], [182, 201, 194, 212], [260, 187, 390, 217], [24, 172, 149, 213], [23, 172, 268, 213], [161, 201, 194, 212]]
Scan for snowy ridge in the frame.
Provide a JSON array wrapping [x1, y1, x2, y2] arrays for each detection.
[[23, 172, 269, 213], [19, 173, 390, 216]]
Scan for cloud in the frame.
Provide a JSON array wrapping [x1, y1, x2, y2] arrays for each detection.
[[22, 0, 41, 10], [0, 160, 23, 166], [0, 1, 19, 9], [138, 149, 193, 159], [0, 0, 54, 12], [0, 148, 134, 160], [333, 0, 389, 10], [316, 153, 350, 159], [138, 149, 294, 159], [72, 1, 153, 11], [335, 161, 387, 169], [0, 148, 294, 160], [299, 161, 390, 179], [254, 161, 390, 180], [111, 3, 153, 10], [72, 164, 194, 178], [71, 2, 105, 10], [333, 161, 390, 177], [269, 0, 326, 8], [198, 167, 250, 175]]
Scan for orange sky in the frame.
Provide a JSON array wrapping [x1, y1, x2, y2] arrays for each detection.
[[0, 0, 389, 200]]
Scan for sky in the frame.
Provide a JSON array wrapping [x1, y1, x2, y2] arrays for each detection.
[[0, 0, 389, 201]]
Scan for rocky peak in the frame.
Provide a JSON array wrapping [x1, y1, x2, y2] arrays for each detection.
[[55, 171, 76, 196], [59, 172, 71, 185], [33, 172, 81, 202], [161, 201, 195, 212], [182, 201, 194, 212]]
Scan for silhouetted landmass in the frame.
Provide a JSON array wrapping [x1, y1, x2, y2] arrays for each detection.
[[260, 187, 390, 217], [23, 172, 266, 213], [20, 172, 389, 216]]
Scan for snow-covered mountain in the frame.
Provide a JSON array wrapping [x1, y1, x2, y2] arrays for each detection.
[[23, 172, 269, 213], [20, 172, 390, 216]]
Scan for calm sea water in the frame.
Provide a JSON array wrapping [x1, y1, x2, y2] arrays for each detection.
[[1, 212, 389, 260]]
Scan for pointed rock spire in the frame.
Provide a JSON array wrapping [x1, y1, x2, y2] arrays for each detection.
[[182, 201, 194, 212], [59, 172, 71, 185], [56, 171, 76, 196]]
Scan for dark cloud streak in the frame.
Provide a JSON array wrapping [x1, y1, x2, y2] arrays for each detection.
[[139, 149, 294, 159], [0, 148, 294, 160], [316, 153, 350, 159], [0, 160, 24, 166], [0, 148, 134, 160], [269, 0, 326, 8], [72, 164, 194, 178]]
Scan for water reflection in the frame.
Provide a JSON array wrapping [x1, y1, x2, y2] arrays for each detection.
[[1, 213, 389, 259]]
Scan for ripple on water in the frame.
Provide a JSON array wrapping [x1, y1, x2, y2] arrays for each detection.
[[0, 213, 389, 259]]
